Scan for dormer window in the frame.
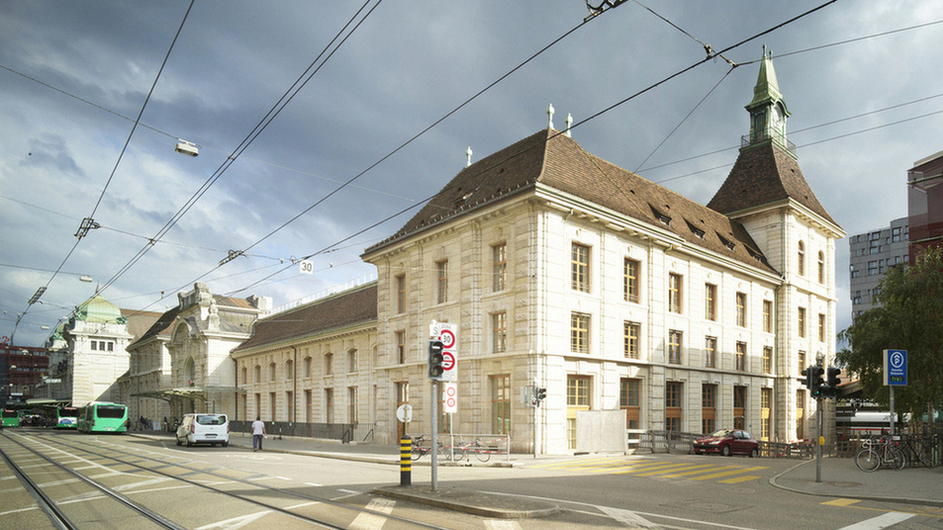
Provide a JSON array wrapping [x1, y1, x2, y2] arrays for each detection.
[[685, 220, 705, 239], [650, 205, 671, 226], [717, 233, 735, 251]]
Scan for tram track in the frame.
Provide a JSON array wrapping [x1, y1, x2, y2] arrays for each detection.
[[1, 429, 452, 529]]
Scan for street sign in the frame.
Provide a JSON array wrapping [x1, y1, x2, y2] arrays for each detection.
[[430, 321, 457, 382], [396, 404, 413, 423], [883, 349, 908, 386], [299, 260, 314, 275], [443, 383, 457, 413]]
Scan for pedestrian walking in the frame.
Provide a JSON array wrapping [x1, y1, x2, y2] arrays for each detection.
[[251, 416, 266, 452]]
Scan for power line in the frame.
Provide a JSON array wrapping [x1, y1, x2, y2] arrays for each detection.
[[7, 1, 195, 345]]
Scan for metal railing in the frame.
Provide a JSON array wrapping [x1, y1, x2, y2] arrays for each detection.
[[412, 433, 511, 464], [230, 420, 356, 443]]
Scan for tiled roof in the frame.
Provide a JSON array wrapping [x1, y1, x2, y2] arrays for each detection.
[[232, 283, 378, 353], [366, 129, 777, 274], [127, 295, 261, 349], [707, 142, 838, 227]]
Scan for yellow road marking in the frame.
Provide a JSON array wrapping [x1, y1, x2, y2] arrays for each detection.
[[718, 475, 760, 484], [611, 462, 695, 474], [659, 465, 736, 478], [633, 463, 713, 476], [690, 466, 768, 480], [822, 499, 861, 506]]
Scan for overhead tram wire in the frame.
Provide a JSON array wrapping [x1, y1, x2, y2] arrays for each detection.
[[6, 1, 195, 344], [163, 3, 625, 302], [229, 3, 615, 262], [222, 0, 843, 301], [93, 0, 381, 298]]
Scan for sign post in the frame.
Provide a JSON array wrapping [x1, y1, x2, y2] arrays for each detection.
[[428, 321, 458, 492], [883, 349, 908, 436]]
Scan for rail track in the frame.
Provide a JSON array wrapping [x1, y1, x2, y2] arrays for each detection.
[[0, 429, 451, 529]]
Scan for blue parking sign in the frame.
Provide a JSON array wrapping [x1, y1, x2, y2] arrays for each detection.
[[883, 349, 907, 386]]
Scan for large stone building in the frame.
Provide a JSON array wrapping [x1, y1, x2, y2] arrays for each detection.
[[124, 282, 270, 427], [41, 294, 159, 406], [230, 51, 843, 453]]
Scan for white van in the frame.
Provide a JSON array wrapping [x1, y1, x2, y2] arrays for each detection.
[[175, 413, 229, 447]]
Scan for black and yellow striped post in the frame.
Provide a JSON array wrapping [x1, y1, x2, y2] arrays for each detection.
[[400, 435, 411, 486]]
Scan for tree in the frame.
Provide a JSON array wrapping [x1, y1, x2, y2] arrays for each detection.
[[837, 247, 943, 420]]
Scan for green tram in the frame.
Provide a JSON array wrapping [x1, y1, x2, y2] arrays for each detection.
[[1, 409, 19, 427], [77, 402, 129, 433]]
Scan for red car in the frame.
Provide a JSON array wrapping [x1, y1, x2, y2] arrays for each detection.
[[693, 429, 759, 457]]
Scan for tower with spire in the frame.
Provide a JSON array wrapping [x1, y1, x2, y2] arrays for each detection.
[[709, 49, 844, 442]]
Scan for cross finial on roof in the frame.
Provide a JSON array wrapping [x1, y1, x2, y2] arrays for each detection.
[[465, 146, 473, 167], [565, 113, 573, 137], [547, 103, 554, 129]]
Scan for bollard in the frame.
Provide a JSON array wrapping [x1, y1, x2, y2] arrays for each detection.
[[400, 435, 411, 486]]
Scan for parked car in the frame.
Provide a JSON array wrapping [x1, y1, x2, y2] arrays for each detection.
[[175, 413, 229, 447], [693, 429, 759, 457]]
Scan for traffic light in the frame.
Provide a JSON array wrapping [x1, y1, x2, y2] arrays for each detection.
[[824, 366, 842, 398], [810, 365, 825, 398], [428, 340, 444, 380], [800, 366, 813, 390], [534, 386, 547, 406]]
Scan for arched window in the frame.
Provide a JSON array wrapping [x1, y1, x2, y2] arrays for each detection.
[[817, 251, 825, 284], [185, 357, 196, 386], [303, 356, 312, 378], [325, 352, 333, 375], [285, 358, 293, 380], [797, 241, 805, 276], [269, 362, 277, 381], [241, 365, 247, 384], [254, 365, 261, 383]]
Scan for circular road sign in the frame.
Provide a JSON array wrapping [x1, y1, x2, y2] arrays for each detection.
[[438, 328, 456, 349], [441, 351, 455, 371]]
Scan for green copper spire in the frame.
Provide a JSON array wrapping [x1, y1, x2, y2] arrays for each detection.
[[746, 45, 789, 115]]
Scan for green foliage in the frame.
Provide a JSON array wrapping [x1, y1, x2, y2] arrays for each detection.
[[837, 247, 943, 417]]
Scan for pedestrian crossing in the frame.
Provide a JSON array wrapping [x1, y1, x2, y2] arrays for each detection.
[[529, 456, 768, 483]]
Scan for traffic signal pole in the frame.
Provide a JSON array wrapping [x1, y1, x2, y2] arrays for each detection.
[[816, 396, 822, 483], [431, 380, 438, 492]]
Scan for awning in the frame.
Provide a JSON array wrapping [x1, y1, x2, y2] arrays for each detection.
[[131, 386, 245, 403]]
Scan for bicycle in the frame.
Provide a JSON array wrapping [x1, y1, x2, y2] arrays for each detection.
[[452, 438, 491, 463], [855, 436, 905, 472], [410, 434, 445, 461]]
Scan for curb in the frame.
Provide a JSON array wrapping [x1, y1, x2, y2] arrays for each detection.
[[373, 485, 559, 519], [768, 459, 943, 508]]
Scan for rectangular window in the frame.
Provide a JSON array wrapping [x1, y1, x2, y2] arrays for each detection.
[[798, 350, 806, 375], [571, 313, 590, 354], [396, 331, 406, 364], [798, 307, 806, 338], [761, 388, 772, 441], [572, 243, 590, 292], [733, 386, 746, 430], [624, 259, 640, 303], [705, 283, 717, 321], [666, 382, 683, 431], [624, 321, 640, 359], [348, 387, 358, 425], [763, 300, 773, 332], [566, 376, 591, 449], [668, 330, 682, 364], [395, 274, 406, 314], [736, 341, 747, 371], [668, 274, 682, 313], [492, 312, 507, 353], [736, 292, 747, 327], [492, 243, 507, 292], [436, 260, 449, 304], [304, 356, 312, 378], [763, 346, 773, 374], [818, 313, 826, 342], [304, 390, 312, 423], [324, 354, 333, 376], [796, 389, 805, 440], [491, 375, 511, 435], [620, 378, 640, 429], [567, 376, 591, 407], [270, 392, 276, 420], [705, 336, 717, 368], [348, 350, 357, 373], [702, 384, 717, 434], [325, 388, 334, 423]]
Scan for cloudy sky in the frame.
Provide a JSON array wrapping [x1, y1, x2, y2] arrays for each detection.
[[2, 0, 942, 348]]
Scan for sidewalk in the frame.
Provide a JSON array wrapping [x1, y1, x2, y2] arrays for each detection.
[[130, 430, 943, 516]]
